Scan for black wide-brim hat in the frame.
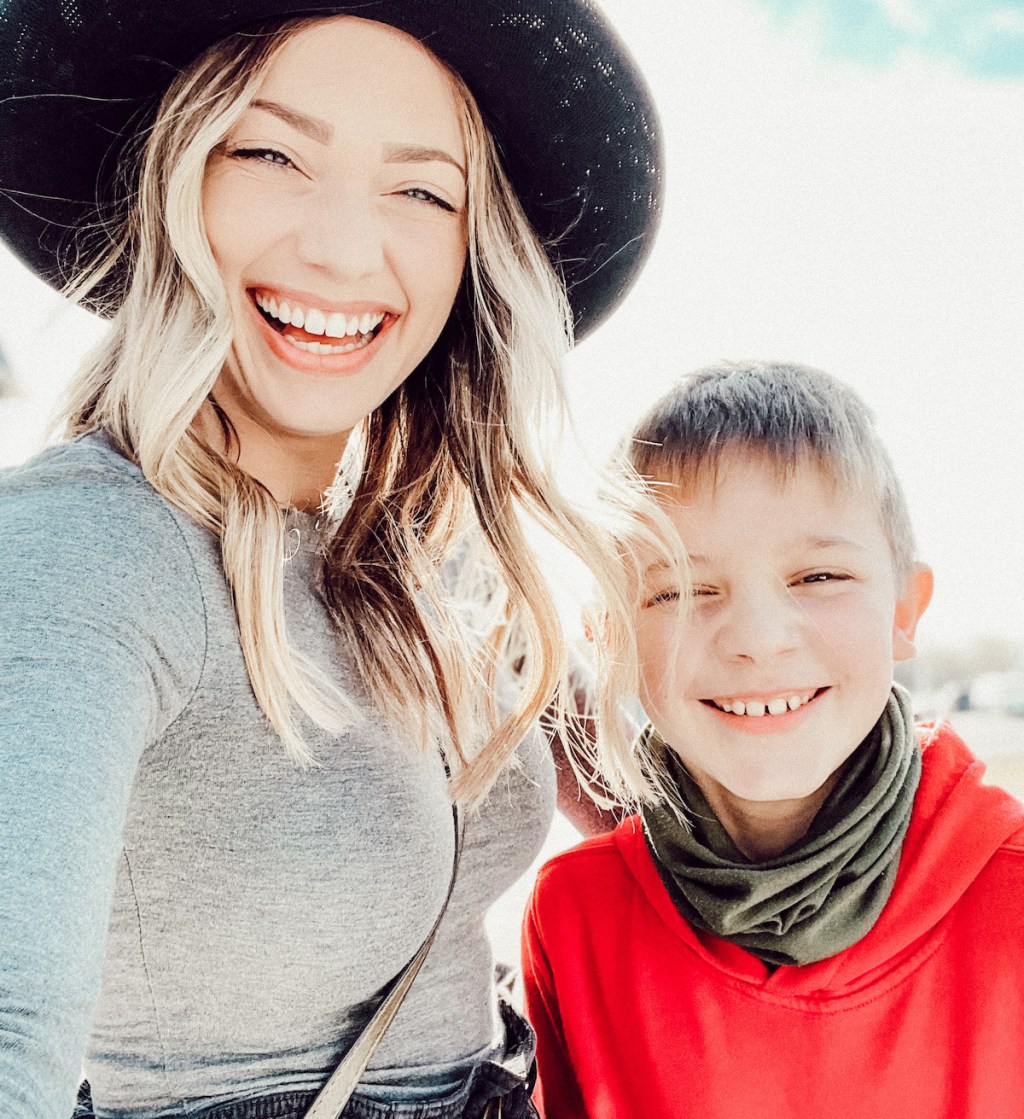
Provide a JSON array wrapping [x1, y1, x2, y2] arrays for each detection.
[[0, 0, 662, 339]]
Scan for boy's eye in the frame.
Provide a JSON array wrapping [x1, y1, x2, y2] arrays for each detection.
[[642, 585, 719, 608], [796, 571, 849, 585]]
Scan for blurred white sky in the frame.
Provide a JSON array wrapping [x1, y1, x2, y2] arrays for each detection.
[[2, 0, 1023, 647]]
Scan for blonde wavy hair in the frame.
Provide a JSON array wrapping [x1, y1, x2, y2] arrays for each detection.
[[62, 17, 662, 805]]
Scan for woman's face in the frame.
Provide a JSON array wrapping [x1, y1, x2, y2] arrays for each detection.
[[202, 17, 469, 498]]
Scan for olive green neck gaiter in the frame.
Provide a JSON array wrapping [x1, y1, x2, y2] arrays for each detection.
[[641, 686, 920, 968]]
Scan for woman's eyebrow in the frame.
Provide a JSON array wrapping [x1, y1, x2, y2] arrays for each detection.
[[238, 103, 465, 177], [384, 143, 466, 177], [250, 98, 332, 143]]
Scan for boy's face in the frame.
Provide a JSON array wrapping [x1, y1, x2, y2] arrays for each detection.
[[636, 451, 932, 812]]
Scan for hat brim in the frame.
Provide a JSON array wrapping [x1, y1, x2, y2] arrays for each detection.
[[0, 0, 661, 338]]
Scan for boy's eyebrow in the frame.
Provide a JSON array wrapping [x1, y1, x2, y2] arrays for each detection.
[[645, 537, 867, 574], [804, 535, 869, 552]]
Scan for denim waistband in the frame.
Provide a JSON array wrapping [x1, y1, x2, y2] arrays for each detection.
[[197, 1087, 469, 1119], [76, 1088, 472, 1119], [75, 1001, 537, 1119]]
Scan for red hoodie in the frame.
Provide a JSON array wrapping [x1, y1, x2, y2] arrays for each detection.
[[522, 723, 1024, 1119]]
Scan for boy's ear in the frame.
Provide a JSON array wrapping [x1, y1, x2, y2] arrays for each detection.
[[892, 563, 933, 662]]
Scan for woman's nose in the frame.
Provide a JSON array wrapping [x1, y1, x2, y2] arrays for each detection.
[[295, 187, 386, 280]]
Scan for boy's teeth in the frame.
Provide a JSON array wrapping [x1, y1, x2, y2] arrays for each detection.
[[715, 692, 814, 717]]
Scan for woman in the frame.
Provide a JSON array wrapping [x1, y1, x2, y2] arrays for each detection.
[[0, 4, 660, 1118]]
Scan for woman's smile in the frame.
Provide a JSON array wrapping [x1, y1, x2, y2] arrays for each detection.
[[248, 286, 396, 374], [253, 289, 388, 347]]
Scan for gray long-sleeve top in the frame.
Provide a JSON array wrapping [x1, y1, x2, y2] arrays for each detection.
[[0, 435, 555, 1119]]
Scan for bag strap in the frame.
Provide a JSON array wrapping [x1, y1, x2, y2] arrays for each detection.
[[302, 802, 463, 1119]]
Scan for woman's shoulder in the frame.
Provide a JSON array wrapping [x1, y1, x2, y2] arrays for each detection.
[[0, 432, 209, 732], [0, 432, 210, 631], [3, 431, 150, 505], [1, 432, 207, 559]]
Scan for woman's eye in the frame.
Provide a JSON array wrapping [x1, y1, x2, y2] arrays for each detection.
[[399, 187, 457, 213], [228, 146, 294, 169]]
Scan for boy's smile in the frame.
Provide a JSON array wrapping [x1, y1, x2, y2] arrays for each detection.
[[636, 450, 931, 857], [699, 686, 827, 736]]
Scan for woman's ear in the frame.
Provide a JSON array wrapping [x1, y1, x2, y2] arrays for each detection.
[[892, 562, 934, 662]]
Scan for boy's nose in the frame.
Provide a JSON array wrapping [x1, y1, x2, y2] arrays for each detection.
[[715, 587, 802, 663]]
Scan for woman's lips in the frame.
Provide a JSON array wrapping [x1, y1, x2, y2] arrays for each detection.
[[253, 288, 388, 347], [246, 289, 395, 376]]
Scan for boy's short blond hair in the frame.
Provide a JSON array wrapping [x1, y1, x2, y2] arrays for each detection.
[[628, 361, 917, 582]]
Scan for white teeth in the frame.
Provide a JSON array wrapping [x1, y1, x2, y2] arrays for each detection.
[[285, 334, 372, 355], [714, 691, 815, 717], [256, 292, 387, 339], [304, 308, 327, 336], [325, 312, 347, 337]]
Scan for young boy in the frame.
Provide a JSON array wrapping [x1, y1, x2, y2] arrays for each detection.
[[522, 362, 1024, 1119]]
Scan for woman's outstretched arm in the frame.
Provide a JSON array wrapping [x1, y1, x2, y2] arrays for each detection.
[[0, 446, 205, 1118]]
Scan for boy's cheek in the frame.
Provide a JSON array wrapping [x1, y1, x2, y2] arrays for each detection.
[[801, 591, 889, 646], [637, 642, 701, 721]]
